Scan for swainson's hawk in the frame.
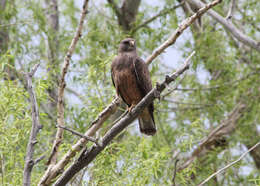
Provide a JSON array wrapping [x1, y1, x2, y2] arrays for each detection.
[[111, 38, 156, 136]]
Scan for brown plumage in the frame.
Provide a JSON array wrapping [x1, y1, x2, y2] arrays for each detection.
[[111, 38, 156, 136]]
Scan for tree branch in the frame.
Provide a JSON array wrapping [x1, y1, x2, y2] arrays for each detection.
[[171, 159, 179, 186], [56, 125, 100, 146], [54, 51, 195, 186], [225, 0, 236, 20], [146, 0, 223, 65], [39, 1, 222, 183], [198, 141, 260, 186], [39, 0, 90, 185], [23, 63, 42, 186], [187, 0, 260, 52], [177, 102, 246, 171], [34, 155, 46, 165], [131, 2, 184, 33]]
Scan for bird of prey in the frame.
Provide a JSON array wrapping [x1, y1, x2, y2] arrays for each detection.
[[111, 38, 156, 136]]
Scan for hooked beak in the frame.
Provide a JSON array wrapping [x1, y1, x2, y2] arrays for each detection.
[[130, 40, 135, 47]]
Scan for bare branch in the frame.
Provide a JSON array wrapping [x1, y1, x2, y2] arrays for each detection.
[[56, 125, 100, 146], [225, 0, 236, 20], [171, 159, 179, 186], [53, 51, 195, 186], [34, 155, 46, 165], [198, 141, 260, 186], [164, 99, 212, 106], [29, 63, 40, 77], [23, 64, 42, 186], [187, 0, 260, 52], [39, 0, 90, 185], [146, 0, 222, 65], [46, 0, 89, 166], [132, 2, 184, 33], [178, 103, 246, 171]]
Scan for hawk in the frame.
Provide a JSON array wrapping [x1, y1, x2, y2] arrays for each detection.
[[111, 38, 156, 136]]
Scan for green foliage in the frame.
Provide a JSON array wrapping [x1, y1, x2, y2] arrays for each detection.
[[88, 136, 171, 185]]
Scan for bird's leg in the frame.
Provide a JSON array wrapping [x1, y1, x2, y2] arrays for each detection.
[[128, 104, 136, 114]]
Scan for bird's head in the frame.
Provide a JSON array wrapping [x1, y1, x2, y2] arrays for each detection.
[[118, 38, 136, 53]]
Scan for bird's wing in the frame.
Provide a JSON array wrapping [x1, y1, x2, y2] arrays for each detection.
[[111, 68, 115, 88], [133, 57, 154, 114], [111, 56, 128, 105]]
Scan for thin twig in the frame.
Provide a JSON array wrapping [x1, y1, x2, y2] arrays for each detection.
[[198, 141, 260, 186], [165, 99, 212, 106], [132, 2, 184, 33], [225, 0, 236, 20], [161, 72, 187, 98], [172, 159, 179, 186], [111, 109, 128, 126], [23, 63, 42, 186], [29, 63, 41, 77], [34, 155, 46, 165], [56, 125, 100, 146], [46, 0, 89, 166], [174, 71, 256, 91], [39, 0, 90, 185], [0, 20, 34, 27]]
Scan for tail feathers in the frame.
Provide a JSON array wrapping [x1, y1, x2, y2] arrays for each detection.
[[138, 108, 156, 136]]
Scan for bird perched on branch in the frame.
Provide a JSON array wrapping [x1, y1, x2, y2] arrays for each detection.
[[111, 38, 156, 136]]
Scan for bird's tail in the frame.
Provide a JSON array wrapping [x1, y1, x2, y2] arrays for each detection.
[[138, 107, 156, 136]]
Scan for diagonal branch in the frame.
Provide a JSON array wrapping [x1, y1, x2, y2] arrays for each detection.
[[56, 125, 100, 146], [198, 141, 260, 186], [177, 102, 246, 171], [39, 0, 90, 185], [146, 0, 222, 65], [187, 0, 260, 52], [131, 2, 184, 33], [23, 63, 42, 186], [171, 159, 179, 186], [225, 0, 236, 20], [54, 51, 195, 186], [38, 1, 222, 184], [46, 0, 89, 166]]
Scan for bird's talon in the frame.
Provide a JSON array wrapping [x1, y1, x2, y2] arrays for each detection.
[[128, 104, 136, 114]]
